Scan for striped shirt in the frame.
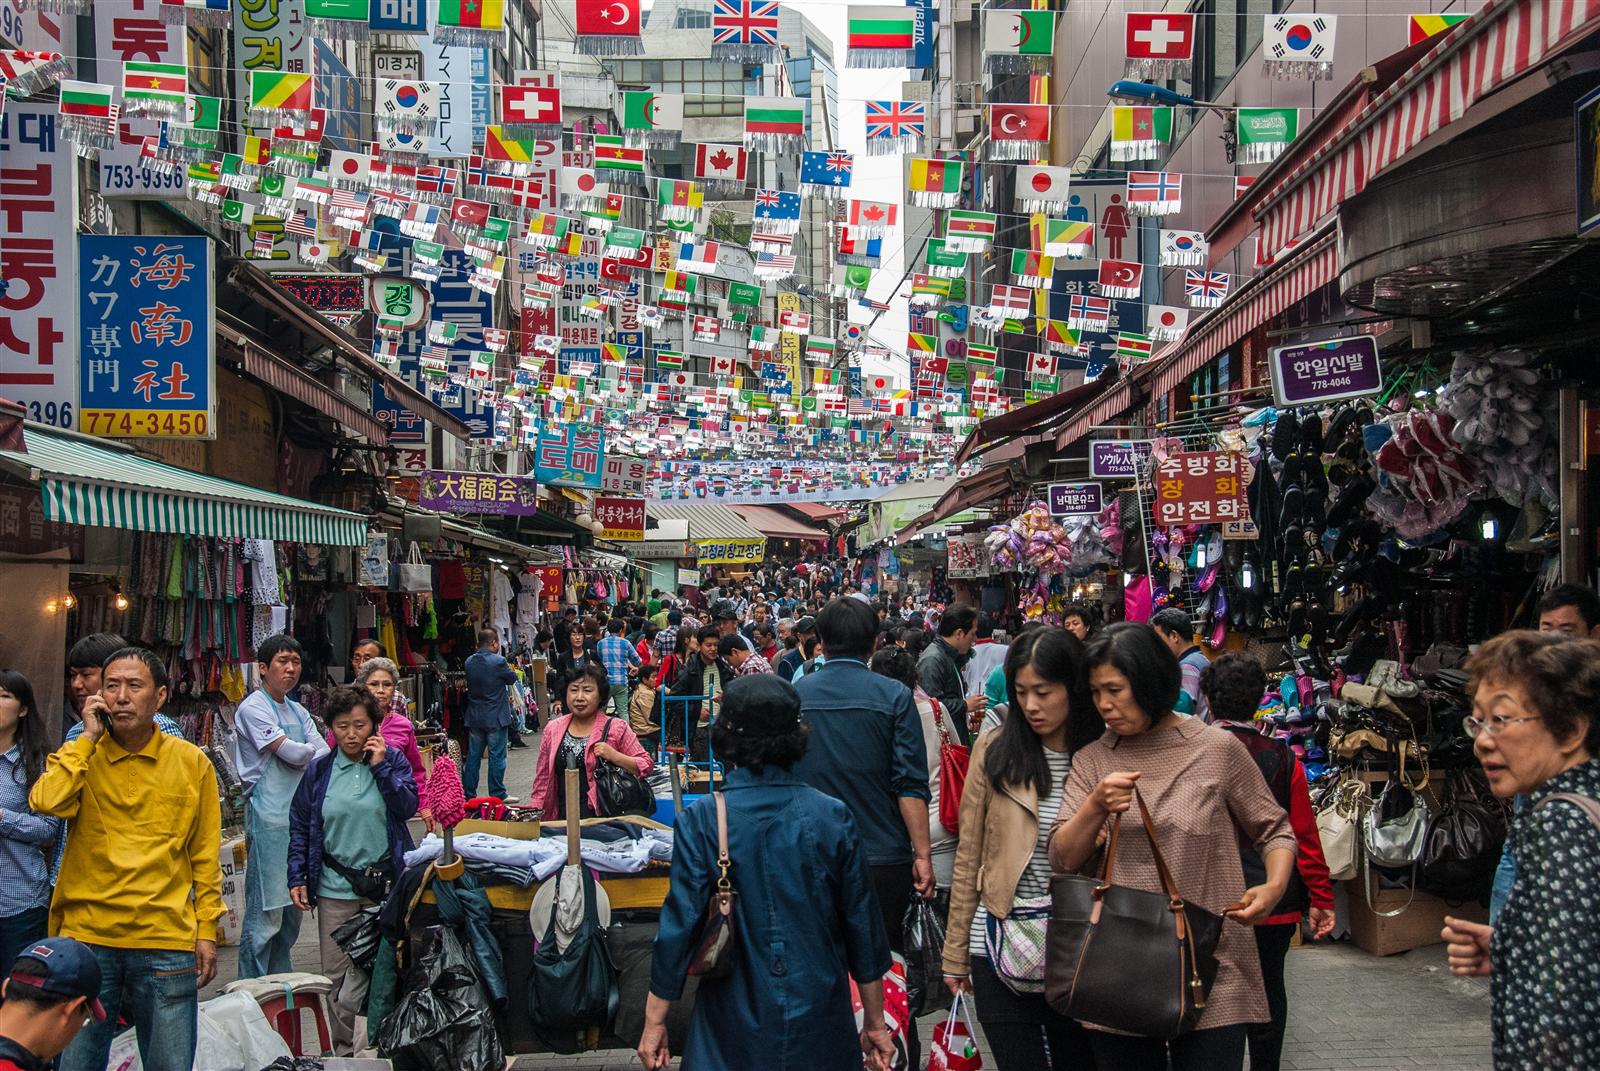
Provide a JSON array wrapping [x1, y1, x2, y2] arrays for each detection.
[[969, 746, 1072, 956]]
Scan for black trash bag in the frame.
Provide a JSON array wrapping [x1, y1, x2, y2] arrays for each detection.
[[259, 1060, 324, 1071], [332, 905, 383, 973], [526, 866, 620, 1047], [377, 925, 505, 1071], [901, 897, 946, 1020]]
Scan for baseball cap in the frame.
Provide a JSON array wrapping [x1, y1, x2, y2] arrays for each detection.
[[10, 938, 106, 1020], [795, 616, 818, 634]]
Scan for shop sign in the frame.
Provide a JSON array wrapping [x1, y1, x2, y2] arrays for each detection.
[[595, 496, 645, 541], [533, 422, 604, 487], [0, 484, 83, 558], [1089, 439, 1154, 480], [373, 48, 422, 81], [1154, 451, 1247, 525], [78, 235, 216, 440], [601, 454, 649, 495], [232, 0, 310, 135], [1047, 481, 1103, 517], [527, 564, 563, 606], [1269, 336, 1382, 408], [677, 567, 700, 588], [370, 0, 425, 32], [94, 0, 187, 200], [272, 273, 366, 328], [1, 104, 78, 429], [1579, 84, 1600, 235], [695, 537, 767, 565], [418, 469, 539, 515], [365, 275, 429, 332]]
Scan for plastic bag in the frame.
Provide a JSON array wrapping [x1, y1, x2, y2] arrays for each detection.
[[377, 926, 505, 1071], [333, 904, 384, 973], [901, 897, 946, 1019], [929, 992, 983, 1070], [109, 994, 293, 1071]]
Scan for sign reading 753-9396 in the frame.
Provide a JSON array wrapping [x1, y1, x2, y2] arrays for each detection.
[[78, 235, 216, 439]]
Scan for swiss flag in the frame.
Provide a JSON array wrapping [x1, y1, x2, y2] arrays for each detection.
[[576, 0, 641, 36], [990, 103, 1050, 142], [450, 197, 490, 228], [501, 85, 560, 124], [1125, 12, 1195, 59]]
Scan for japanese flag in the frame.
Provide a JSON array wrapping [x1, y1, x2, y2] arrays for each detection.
[[667, 371, 692, 389], [328, 150, 371, 187], [866, 374, 892, 392]]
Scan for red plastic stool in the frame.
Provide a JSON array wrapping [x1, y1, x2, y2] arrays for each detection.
[[224, 972, 335, 1057]]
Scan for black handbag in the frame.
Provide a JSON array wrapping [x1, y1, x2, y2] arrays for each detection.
[[526, 866, 620, 1038], [1044, 789, 1224, 1040], [686, 792, 737, 980], [592, 717, 654, 817], [1420, 770, 1506, 903]]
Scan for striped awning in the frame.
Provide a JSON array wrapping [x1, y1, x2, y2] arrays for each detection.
[[1258, 0, 1600, 260], [1054, 382, 1135, 451], [0, 426, 370, 546]]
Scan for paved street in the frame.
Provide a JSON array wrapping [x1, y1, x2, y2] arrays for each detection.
[[207, 731, 1493, 1069]]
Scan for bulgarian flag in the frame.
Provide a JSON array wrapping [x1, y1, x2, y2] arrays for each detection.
[[59, 80, 113, 119], [744, 96, 806, 150], [846, 5, 917, 67], [248, 70, 314, 124]]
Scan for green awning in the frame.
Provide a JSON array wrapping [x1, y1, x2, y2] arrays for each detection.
[[0, 426, 369, 546]]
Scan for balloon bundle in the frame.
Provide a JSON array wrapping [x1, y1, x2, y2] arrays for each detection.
[[985, 501, 1074, 572]]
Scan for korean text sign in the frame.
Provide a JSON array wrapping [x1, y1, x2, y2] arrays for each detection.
[[78, 235, 216, 439], [695, 537, 767, 565], [594, 497, 645, 541], [1089, 439, 1154, 480], [1047, 482, 1103, 517], [601, 454, 649, 495], [1154, 452, 1246, 525], [534, 422, 604, 487], [418, 470, 539, 515], [1269, 336, 1382, 408]]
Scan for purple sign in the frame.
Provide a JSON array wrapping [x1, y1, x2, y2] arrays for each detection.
[[418, 470, 539, 515], [1089, 440, 1154, 480], [1270, 336, 1382, 408], [1048, 482, 1104, 517]]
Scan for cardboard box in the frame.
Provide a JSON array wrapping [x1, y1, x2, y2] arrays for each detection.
[[1344, 876, 1488, 957], [218, 835, 247, 947]]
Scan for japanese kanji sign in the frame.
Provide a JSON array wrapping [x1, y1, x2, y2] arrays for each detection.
[[78, 235, 215, 439], [1153, 451, 1247, 525], [418, 470, 539, 515], [594, 496, 645, 541], [533, 422, 604, 488]]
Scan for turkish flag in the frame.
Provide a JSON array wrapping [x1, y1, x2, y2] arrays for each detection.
[[576, 0, 641, 36], [1097, 259, 1143, 291], [1125, 12, 1195, 59], [990, 103, 1050, 142], [599, 258, 633, 282], [450, 197, 490, 228]]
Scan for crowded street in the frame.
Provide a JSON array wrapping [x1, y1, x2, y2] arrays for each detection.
[[3, 0, 1600, 1070]]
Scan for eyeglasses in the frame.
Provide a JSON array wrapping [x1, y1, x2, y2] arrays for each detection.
[[1462, 713, 1542, 739]]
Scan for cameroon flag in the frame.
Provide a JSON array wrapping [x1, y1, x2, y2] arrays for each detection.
[[910, 157, 961, 193], [439, 0, 504, 29]]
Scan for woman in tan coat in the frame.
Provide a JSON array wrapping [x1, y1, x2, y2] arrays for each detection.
[[941, 628, 1104, 1070]]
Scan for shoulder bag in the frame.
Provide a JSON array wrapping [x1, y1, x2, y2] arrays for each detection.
[[1360, 764, 1430, 918], [526, 865, 620, 1038], [983, 894, 1051, 994], [1044, 788, 1224, 1039], [1533, 791, 1600, 831], [932, 699, 970, 835], [592, 717, 654, 817], [686, 792, 737, 979], [1314, 778, 1366, 881]]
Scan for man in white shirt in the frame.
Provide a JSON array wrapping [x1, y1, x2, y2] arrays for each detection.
[[963, 614, 1009, 698]]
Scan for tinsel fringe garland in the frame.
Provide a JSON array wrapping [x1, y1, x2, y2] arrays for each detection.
[[927, 262, 965, 279], [160, 4, 231, 27], [744, 132, 804, 154], [493, 120, 558, 140], [697, 177, 748, 198], [269, 152, 316, 177], [1237, 141, 1289, 164], [220, 171, 255, 191], [801, 182, 850, 201], [583, 216, 618, 233], [846, 47, 914, 69], [594, 167, 647, 186], [624, 130, 680, 149], [833, 283, 867, 298], [987, 138, 1047, 161], [306, 16, 368, 40], [18, 0, 88, 15], [1265, 58, 1333, 81], [909, 190, 958, 209], [1100, 283, 1140, 299], [2, 52, 70, 97], [749, 233, 792, 251], [399, 220, 439, 241], [354, 251, 391, 274], [190, 186, 224, 207], [1188, 294, 1225, 309], [865, 134, 922, 156], [1110, 140, 1163, 163], [908, 293, 942, 306], [602, 239, 643, 259], [60, 119, 114, 155], [1124, 58, 1190, 81], [376, 147, 429, 168], [575, 34, 642, 56], [1046, 242, 1093, 259], [986, 53, 1050, 75], [755, 265, 795, 282], [1016, 195, 1071, 214], [847, 223, 892, 240], [121, 96, 184, 122], [753, 217, 800, 236], [942, 235, 991, 253], [1160, 250, 1207, 267], [434, 25, 501, 48], [836, 251, 883, 267], [1014, 275, 1050, 290], [247, 105, 314, 127], [1149, 324, 1185, 342], [710, 42, 780, 63], [1067, 315, 1109, 332], [657, 204, 698, 222], [1126, 199, 1179, 217]]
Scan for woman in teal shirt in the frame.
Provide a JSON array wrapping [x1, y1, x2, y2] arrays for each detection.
[[287, 686, 416, 1054]]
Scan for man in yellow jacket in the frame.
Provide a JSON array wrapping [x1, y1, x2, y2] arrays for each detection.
[[30, 646, 222, 1071]]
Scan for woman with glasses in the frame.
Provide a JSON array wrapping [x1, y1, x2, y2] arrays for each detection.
[[1442, 630, 1600, 1069]]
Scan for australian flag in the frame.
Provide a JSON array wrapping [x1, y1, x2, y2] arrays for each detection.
[[753, 189, 802, 221], [800, 150, 854, 190]]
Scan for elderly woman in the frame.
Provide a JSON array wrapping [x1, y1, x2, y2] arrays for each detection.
[[638, 674, 895, 1071], [339, 657, 429, 826], [1442, 630, 1600, 1069]]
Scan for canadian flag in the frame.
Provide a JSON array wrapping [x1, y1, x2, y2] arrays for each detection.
[[1126, 12, 1195, 59], [711, 354, 736, 377], [1028, 351, 1059, 377], [694, 142, 747, 180]]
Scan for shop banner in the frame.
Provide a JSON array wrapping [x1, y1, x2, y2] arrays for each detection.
[[695, 537, 766, 565], [1269, 336, 1382, 408], [1047, 481, 1103, 517], [418, 469, 539, 515], [601, 454, 649, 495], [595, 497, 645, 541], [776, 290, 803, 388], [0, 104, 78, 429], [1088, 439, 1154, 480], [0, 484, 83, 557], [1154, 451, 1247, 525], [95, 0, 188, 199], [78, 235, 216, 439], [677, 567, 700, 588], [233, 0, 311, 134], [366, 275, 430, 331], [370, 0, 425, 32], [533, 422, 604, 487]]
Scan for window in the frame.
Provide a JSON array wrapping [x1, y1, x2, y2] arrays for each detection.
[[1192, 0, 1272, 100], [675, 6, 711, 28]]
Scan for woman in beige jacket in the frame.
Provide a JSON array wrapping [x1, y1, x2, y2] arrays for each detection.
[[941, 628, 1104, 1070]]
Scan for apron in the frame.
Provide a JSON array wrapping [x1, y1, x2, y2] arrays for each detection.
[[244, 694, 310, 913]]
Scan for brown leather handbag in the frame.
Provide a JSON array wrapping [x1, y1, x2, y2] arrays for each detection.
[[1044, 789, 1225, 1039], [686, 792, 737, 980]]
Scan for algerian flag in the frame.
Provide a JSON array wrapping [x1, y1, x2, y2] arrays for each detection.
[[983, 10, 1055, 62], [620, 90, 683, 145], [1236, 107, 1299, 163]]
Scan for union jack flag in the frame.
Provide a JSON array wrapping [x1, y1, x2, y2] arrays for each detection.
[[713, 0, 780, 47], [1184, 269, 1231, 306], [754, 188, 783, 209], [865, 100, 925, 140]]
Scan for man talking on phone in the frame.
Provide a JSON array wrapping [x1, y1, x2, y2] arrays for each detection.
[[29, 647, 223, 1071]]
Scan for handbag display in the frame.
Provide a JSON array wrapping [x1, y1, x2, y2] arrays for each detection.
[[686, 792, 737, 980], [1363, 777, 1428, 868], [932, 701, 970, 835], [591, 718, 654, 817], [1419, 770, 1506, 902], [1044, 789, 1224, 1040], [983, 893, 1051, 994], [1315, 778, 1365, 881], [393, 541, 432, 593]]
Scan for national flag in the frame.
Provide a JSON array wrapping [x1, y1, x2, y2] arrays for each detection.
[[249, 70, 314, 120], [924, 239, 968, 277], [415, 165, 459, 199], [1043, 320, 1081, 354], [693, 315, 721, 343], [754, 188, 802, 222], [1010, 249, 1055, 288], [800, 150, 855, 191], [847, 199, 897, 235], [59, 80, 113, 119], [1110, 105, 1173, 161], [943, 209, 997, 252], [744, 97, 806, 141], [988, 284, 1032, 318], [1160, 229, 1209, 266], [984, 10, 1055, 60], [1097, 259, 1143, 298], [485, 126, 534, 162], [1408, 13, 1468, 45], [846, 5, 916, 64], [1014, 164, 1072, 210], [657, 178, 703, 217], [575, 0, 640, 36], [906, 331, 937, 354], [284, 210, 317, 238], [805, 337, 837, 363], [864, 100, 924, 143], [1264, 14, 1337, 76], [909, 157, 960, 194], [621, 91, 683, 135], [122, 61, 186, 113], [989, 103, 1050, 144], [440, 0, 506, 31], [1148, 305, 1189, 341], [328, 150, 371, 187], [1028, 351, 1059, 379], [293, 172, 331, 205], [497, 84, 558, 129], [522, 211, 570, 247], [659, 271, 698, 307], [834, 263, 872, 295], [1115, 332, 1154, 362], [451, 196, 491, 231], [1039, 218, 1094, 257], [965, 342, 997, 368], [242, 135, 272, 167], [375, 79, 439, 134], [273, 106, 324, 143], [655, 349, 685, 369], [602, 226, 646, 259], [1068, 294, 1111, 331], [1236, 107, 1299, 163], [593, 134, 646, 175], [1125, 12, 1195, 60], [778, 309, 810, 334], [711, 353, 739, 377], [220, 198, 255, 228], [713, 0, 781, 49], [1184, 269, 1230, 307], [754, 251, 797, 279], [1125, 170, 1181, 215], [836, 228, 882, 265], [679, 149, 744, 199], [678, 240, 720, 273]]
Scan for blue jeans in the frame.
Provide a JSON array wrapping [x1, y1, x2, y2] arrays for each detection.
[[0, 906, 48, 974], [465, 727, 508, 799], [237, 860, 303, 979], [59, 945, 198, 1071]]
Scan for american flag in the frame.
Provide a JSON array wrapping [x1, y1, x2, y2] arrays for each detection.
[[331, 187, 368, 214], [749, 230, 794, 251], [713, 0, 780, 47], [755, 251, 797, 277], [865, 100, 925, 140], [1184, 269, 1230, 305], [284, 210, 317, 238], [858, 296, 890, 312]]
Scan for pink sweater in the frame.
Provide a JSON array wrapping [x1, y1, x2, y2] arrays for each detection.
[[529, 713, 655, 817]]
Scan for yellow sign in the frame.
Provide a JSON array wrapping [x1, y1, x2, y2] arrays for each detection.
[[695, 537, 767, 565], [776, 290, 803, 387], [80, 409, 211, 439]]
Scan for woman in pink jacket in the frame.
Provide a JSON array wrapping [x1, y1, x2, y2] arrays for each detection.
[[341, 658, 430, 829], [530, 663, 654, 818]]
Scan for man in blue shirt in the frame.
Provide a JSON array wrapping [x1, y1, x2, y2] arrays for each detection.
[[464, 629, 519, 802], [596, 618, 642, 719], [792, 598, 932, 953]]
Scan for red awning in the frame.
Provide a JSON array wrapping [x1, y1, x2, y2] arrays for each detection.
[[953, 376, 1111, 465], [786, 501, 846, 523], [1054, 381, 1135, 451], [1257, 0, 1600, 260], [728, 505, 829, 542]]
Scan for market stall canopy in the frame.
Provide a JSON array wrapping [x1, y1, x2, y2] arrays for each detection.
[[896, 464, 1016, 545], [728, 505, 829, 542], [954, 377, 1112, 466], [635, 502, 767, 561], [0, 424, 368, 546], [784, 501, 847, 524]]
